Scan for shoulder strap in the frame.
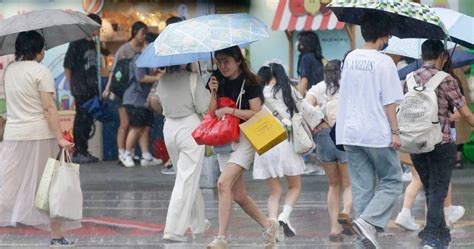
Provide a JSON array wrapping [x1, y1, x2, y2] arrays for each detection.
[[189, 72, 198, 105], [406, 72, 417, 90], [424, 71, 449, 91], [235, 79, 245, 109]]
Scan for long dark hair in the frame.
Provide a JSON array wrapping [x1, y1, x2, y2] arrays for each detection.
[[15, 31, 45, 61], [324, 60, 342, 96], [443, 50, 464, 94], [297, 31, 323, 72], [129, 21, 147, 41], [214, 46, 260, 86], [257, 66, 272, 85], [268, 63, 298, 117]]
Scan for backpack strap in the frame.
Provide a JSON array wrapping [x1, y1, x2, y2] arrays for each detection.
[[424, 71, 449, 91]]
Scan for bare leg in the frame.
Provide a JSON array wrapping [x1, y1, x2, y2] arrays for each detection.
[[444, 183, 453, 207], [322, 162, 342, 235], [125, 127, 143, 152], [117, 107, 129, 152], [284, 175, 301, 207], [138, 126, 151, 154], [402, 166, 423, 209], [50, 221, 62, 239], [338, 162, 352, 215], [265, 178, 282, 220]]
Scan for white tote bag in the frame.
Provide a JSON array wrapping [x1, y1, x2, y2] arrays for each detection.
[[49, 150, 83, 220]]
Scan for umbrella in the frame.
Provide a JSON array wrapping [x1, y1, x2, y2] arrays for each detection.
[[398, 50, 474, 80], [0, 9, 101, 56], [328, 0, 447, 39], [136, 13, 269, 68], [432, 7, 474, 49], [384, 36, 455, 59]]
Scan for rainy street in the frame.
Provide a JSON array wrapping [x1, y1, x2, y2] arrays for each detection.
[[1, 160, 473, 249]]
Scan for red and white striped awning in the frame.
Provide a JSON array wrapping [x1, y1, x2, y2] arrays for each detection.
[[272, 0, 345, 32]]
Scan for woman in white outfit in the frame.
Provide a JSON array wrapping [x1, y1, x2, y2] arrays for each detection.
[[306, 60, 352, 241], [0, 31, 79, 248], [253, 63, 305, 238], [157, 63, 211, 242], [207, 46, 279, 249]]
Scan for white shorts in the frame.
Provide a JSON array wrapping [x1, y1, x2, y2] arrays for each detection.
[[217, 133, 254, 172]]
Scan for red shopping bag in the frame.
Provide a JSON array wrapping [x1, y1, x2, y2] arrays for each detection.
[[192, 97, 240, 146]]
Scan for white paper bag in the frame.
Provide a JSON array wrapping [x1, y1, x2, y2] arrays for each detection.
[[49, 150, 83, 220]]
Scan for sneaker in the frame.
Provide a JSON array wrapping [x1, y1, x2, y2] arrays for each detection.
[[193, 219, 211, 239], [207, 237, 228, 249], [120, 154, 135, 168], [422, 238, 440, 249], [337, 213, 355, 236], [263, 219, 279, 249], [71, 153, 97, 164], [50, 237, 75, 248], [352, 218, 380, 249], [163, 233, 188, 242], [401, 172, 413, 183], [140, 157, 163, 167], [395, 211, 420, 231], [445, 205, 465, 225], [161, 166, 176, 175], [439, 238, 450, 249], [278, 214, 296, 237]]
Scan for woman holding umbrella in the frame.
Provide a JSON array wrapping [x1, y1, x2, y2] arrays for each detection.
[[206, 46, 279, 249], [0, 31, 79, 247]]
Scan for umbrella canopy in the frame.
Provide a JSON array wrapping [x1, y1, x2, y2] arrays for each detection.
[[328, 0, 447, 39], [384, 36, 455, 59], [136, 13, 269, 68], [398, 50, 474, 80], [0, 9, 101, 56], [433, 7, 474, 49]]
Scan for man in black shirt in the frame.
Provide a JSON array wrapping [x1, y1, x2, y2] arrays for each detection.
[[64, 14, 102, 163]]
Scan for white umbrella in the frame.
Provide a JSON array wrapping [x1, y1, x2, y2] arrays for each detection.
[[433, 7, 474, 49], [0, 9, 101, 56], [384, 36, 455, 59]]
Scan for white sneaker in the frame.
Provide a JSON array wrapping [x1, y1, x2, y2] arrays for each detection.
[[395, 211, 420, 231], [401, 172, 413, 182], [193, 219, 211, 239], [140, 157, 163, 167], [163, 233, 188, 242], [120, 154, 135, 168], [445, 205, 465, 225], [352, 218, 380, 249]]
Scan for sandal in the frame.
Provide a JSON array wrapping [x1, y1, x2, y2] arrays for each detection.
[[337, 213, 355, 236], [454, 160, 464, 169]]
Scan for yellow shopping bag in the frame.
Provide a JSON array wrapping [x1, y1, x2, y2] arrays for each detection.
[[35, 152, 61, 212], [240, 106, 288, 155]]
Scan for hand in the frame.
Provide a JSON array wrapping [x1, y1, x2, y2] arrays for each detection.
[[215, 107, 231, 119], [390, 134, 401, 150], [58, 138, 74, 150], [449, 111, 461, 122], [102, 89, 110, 99], [312, 127, 322, 134], [208, 76, 219, 92]]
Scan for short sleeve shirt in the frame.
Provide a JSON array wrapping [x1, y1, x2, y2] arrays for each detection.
[[298, 53, 324, 90], [63, 39, 98, 100], [111, 42, 141, 71], [336, 49, 404, 148], [4, 61, 56, 141], [122, 54, 153, 107]]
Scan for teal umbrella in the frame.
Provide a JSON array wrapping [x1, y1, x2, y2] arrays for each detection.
[[328, 0, 447, 39], [136, 13, 269, 68]]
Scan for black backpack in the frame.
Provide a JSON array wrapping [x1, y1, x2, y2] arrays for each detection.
[[110, 58, 133, 98]]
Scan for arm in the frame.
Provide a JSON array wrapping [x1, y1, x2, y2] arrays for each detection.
[[297, 76, 308, 96], [457, 104, 474, 126], [216, 97, 261, 121], [39, 92, 73, 149], [63, 68, 72, 81], [207, 76, 219, 116], [384, 103, 401, 149]]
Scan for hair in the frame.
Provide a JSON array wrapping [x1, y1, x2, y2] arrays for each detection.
[[360, 12, 392, 42], [257, 66, 272, 85], [15, 31, 45, 61], [87, 13, 102, 25], [166, 16, 183, 26], [422, 39, 445, 61], [442, 50, 464, 95], [268, 63, 298, 117], [297, 31, 323, 77], [130, 21, 147, 41], [145, 32, 158, 44], [214, 46, 260, 86], [324, 60, 342, 96]]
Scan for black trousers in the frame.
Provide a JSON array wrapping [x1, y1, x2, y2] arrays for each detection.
[[73, 99, 94, 155], [410, 143, 456, 242]]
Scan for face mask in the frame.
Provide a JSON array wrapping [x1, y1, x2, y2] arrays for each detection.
[[380, 41, 389, 51]]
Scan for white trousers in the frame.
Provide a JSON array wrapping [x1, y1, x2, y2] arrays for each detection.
[[163, 114, 206, 236]]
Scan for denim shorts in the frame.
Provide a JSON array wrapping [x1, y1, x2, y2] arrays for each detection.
[[315, 128, 347, 163]]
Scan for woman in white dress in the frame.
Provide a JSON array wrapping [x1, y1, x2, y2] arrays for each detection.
[[253, 63, 306, 238], [306, 60, 352, 241]]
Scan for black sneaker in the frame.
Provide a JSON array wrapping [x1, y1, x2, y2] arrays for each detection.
[[50, 237, 75, 248], [72, 153, 98, 164]]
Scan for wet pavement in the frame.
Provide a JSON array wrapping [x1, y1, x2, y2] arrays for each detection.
[[1, 159, 473, 248]]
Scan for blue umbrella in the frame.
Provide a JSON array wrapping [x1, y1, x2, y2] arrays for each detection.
[[136, 13, 269, 68], [398, 50, 474, 80]]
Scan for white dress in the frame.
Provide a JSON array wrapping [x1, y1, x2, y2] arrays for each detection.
[[253, 86, 305, 179]]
